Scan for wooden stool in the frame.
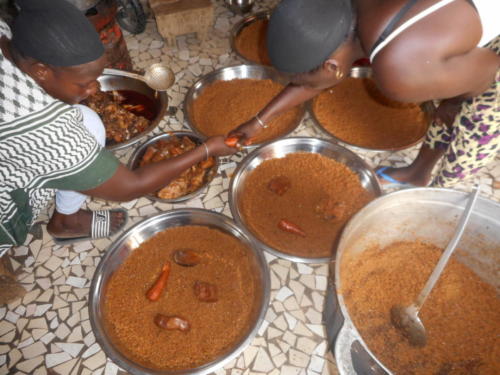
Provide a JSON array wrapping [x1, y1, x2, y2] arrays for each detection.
[[149, 0, 214, 47]]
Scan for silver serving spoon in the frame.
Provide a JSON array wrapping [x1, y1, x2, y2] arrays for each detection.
[[390, 186, 480, 347], [104, 63, 175, 92]]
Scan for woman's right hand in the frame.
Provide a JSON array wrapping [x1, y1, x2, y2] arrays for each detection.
[[226, 117, 263, 147], [204, 135, 239, 157]]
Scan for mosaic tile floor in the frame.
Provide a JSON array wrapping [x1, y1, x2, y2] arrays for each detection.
[[1, 0, 499, 374]]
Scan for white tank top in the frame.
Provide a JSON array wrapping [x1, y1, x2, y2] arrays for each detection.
[[473, 0, 499, 46], [370, 0, 500, 62]]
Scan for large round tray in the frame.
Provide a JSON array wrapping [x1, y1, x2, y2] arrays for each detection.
[[89, 208, 270, 375], [183, 64, 305, 149], [229, 137, 382, 263], [99, 68, 168, 151], [127, 131, 219, 203]]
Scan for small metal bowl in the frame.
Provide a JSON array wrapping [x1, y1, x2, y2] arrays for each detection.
[[183, 64, 305, 149], [309, 67, 432, 152], [98, 68, 168, 151], [225, 0, 255, 15], [230, 11, 271, 66], [127, 131, 219, 203], [229, 137, 382, 263], [89, 208, 270, 375]]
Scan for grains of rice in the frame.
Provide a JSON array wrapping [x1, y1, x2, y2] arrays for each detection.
[[241, 152, 374, 258], [191, 79, 303, 144], [341, 241, 500, 374], [104, 226, 257, 370], [312, 78, 428, 150]]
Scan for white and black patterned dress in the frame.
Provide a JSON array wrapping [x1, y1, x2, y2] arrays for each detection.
[[0, 20, 119, 256]]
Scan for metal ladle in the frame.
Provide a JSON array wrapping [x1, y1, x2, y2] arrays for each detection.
[[390, 186, 480, 347], [105, 63, 175, 92]]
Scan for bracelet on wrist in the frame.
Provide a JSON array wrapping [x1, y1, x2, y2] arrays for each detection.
[[255, 113, 268, 128], [202, 142, 209, 160]]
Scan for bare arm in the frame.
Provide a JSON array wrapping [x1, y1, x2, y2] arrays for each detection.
[[375, 46, 499, 103], [259, 83, 323, 121], [81, 135, 235, 201], [228, 83, 323, 145], [368, 0, 499, 103]]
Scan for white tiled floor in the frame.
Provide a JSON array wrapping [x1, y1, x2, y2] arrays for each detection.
[[1, 0, 499, 374]]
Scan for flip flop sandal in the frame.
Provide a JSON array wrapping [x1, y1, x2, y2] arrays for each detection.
[[376, 167, 418, 190], [52, 208, 128, 246]]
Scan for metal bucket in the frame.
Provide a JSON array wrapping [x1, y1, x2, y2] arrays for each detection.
[[324, 188, 500, 374]]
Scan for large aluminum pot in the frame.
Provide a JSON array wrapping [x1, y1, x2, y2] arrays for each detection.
[[324, 188, 500, 374], [89, 208, 270, 375]]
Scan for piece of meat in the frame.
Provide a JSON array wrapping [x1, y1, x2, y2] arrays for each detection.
[[193, 280, 218, 302], [267, 176, 291, 196], [139, 135, 215, 200], [84, 88, 151, 144], [315, 197, 347, 221], [154, 314, 190, 332]]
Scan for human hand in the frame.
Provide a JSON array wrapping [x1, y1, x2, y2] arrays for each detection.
[[226, 117, 263, 147], [433, 98, 463, 127], [204, 135, 239, 157]]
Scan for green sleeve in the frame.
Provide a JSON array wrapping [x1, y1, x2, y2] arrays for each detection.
[[44, 148, 120, 191]]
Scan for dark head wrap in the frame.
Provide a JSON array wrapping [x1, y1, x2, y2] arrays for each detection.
[[11, 0, 104, 67], [267, 0, 353, 74]]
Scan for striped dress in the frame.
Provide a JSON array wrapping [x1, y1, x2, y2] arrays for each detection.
[[0, 21, 119, 256]]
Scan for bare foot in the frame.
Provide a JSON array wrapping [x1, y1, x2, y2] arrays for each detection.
[[377, 166, 431, 187], [46, 209, 127, 239]]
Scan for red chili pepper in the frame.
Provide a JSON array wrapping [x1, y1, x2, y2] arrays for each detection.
[[224, 136, 240, 148], [278, 219, 306, 237], [146, 261, 171, 301]]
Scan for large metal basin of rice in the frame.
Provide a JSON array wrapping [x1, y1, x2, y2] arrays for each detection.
[[230, 11, 271, 66], [229, 137, 381, 263], [323, 188, 500, 374], [98, 68, 168, 151], [308, 67, 433, 153], [183, 64, 305, 149], [89, 208, 270, 375]]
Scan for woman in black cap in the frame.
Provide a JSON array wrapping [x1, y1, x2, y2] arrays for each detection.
[[229, 0, 499, 189], [0, 0, 236, 277]]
